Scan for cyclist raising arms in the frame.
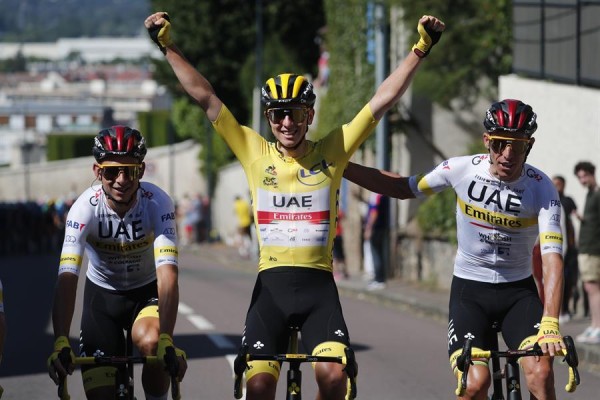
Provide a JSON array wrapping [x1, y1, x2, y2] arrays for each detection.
[[344, 99, 565, 400], [145, 11, 444, 400], [47, 126, 186, 400]]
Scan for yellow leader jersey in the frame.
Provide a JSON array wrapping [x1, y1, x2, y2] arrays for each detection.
[[213, 104, 378, 272]]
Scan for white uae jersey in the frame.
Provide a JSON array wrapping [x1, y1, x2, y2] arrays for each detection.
[[58, 182, 178, 291], [409, 154, 563, 283]]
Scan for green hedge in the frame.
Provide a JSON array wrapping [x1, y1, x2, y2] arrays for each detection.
[[46, 111, 185, 161]]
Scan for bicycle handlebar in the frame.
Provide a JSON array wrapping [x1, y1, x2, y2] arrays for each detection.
[[56, 349, 181, 400], [454, 335, 580, 397], [233, 344, 358, 399]]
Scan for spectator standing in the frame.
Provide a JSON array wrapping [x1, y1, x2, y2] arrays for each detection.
[[333, 209, 349, 280], [364, 193, 389, 290], [553, 175, 579, 323], [574, 161, 600, 344], [234, 195, 253, 259]]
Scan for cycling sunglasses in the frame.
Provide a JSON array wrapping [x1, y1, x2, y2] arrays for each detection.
[[487, 135, 531, 155], [266, 107, 308, 124], [97, 164, 142, 180]]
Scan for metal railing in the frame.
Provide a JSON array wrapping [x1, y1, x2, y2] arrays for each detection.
[[513, 0, 600, 87]]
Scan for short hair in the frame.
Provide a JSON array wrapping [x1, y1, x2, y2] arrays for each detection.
[[552, 175, 565, 184], [574, 161, 595, 176]]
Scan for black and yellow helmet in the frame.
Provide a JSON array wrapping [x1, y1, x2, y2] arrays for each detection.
[[261, 73, 316, 108]]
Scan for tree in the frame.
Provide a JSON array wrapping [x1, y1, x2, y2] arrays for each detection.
[[316, 0, 375, 138], [389, 0, 512, 108], [150, 0, 325, 125], [149, 0, 326, 185]]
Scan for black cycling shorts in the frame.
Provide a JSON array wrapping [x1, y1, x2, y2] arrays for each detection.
[[447, 275, 542, 356], [79, 278, 158, 368], [242, 267, 351, 355]]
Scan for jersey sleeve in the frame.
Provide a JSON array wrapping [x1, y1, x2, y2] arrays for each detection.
[[59, 192, 93, 276], [409, 158, 462, 198], [537, 180, 564, 256], [211, 104, 265, 167], [147, 186, 179, 269], [321, 103, 378, 161]]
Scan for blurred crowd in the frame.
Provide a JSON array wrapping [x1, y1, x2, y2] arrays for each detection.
[[0, 198, 75, 256]]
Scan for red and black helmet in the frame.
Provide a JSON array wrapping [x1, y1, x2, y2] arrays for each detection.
[[483, 99, 538, 136], [93, 125, 147, 163]]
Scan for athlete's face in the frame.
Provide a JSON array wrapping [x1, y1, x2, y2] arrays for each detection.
[[93, 156, 144, 206], [483, 132, 534, 182], [266, 105, 314, 156]]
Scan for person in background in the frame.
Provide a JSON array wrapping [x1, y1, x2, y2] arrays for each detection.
[[573, 161, 600, 344], [363, 193, 389, 290], [234, 195, 253, 259], [333, 209, 349, 280], [553, 175, 579, 323]]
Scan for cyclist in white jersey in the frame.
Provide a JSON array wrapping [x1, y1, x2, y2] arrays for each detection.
[[47, 126, 186, 400], [344, 99, 565, 400]]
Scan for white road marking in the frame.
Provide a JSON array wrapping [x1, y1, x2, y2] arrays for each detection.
[[178, 302, 241, 388], [187, 314, 215, 330]]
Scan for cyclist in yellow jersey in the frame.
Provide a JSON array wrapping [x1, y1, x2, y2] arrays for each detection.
[[146, 11, 444, 400]]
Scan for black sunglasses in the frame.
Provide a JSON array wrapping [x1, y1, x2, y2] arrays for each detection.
[[97, 164, 142, 180], [266, 108, 308, 124], [487, 135, 531, 155]]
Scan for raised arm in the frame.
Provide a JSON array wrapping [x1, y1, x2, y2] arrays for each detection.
[[344, 162, 415, 199], [368, 15, 445, 120], [145, 12, 223, 122]]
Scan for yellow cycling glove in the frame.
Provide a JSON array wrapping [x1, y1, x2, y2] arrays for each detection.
[[536, 316, 562, 346], [147, 13, 173, 54], [47, 336, 75, 384], [157, 333, 187, 364], [412, 18, 443, 58]]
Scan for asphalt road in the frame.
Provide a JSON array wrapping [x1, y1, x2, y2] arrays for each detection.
[[0, 247, 598, 399]]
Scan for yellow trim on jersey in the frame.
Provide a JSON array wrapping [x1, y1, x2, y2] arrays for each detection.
[[311, 341, 347, 369], [457, 197, 538, 229], [59, 254, 82, 267], [449, 347, 489, 375], [82, 366, 117, 392], [246, 360, 281, 381], [415, 173, 436, 196], [154, 246, 178, 259], [539, 231, 563, 245], [134, 305, 159, 324]]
